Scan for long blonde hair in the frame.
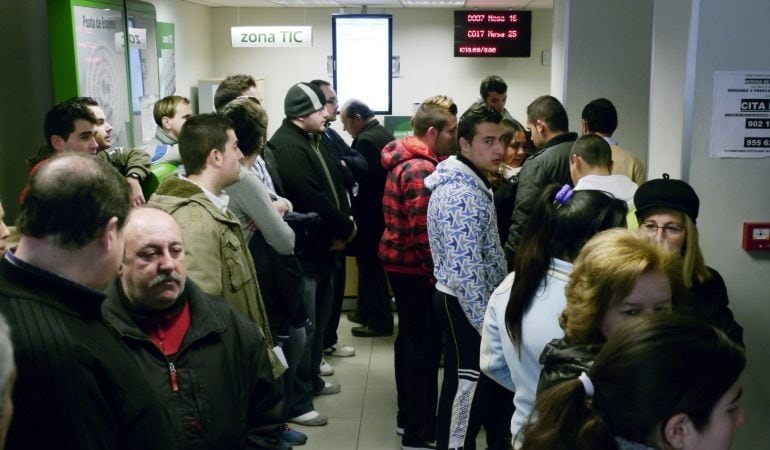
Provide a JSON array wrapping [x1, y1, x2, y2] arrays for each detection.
[[681, 213, 711, 288]]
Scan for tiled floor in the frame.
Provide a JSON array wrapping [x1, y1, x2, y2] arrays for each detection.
[[292, 312, 489, 450], [293, 313, 402, 450]]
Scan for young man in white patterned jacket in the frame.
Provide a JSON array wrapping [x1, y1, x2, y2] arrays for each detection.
[[426, 102, 512, 450]]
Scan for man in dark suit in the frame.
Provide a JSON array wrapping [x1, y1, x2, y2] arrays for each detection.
[[340, 99, 396, 337]]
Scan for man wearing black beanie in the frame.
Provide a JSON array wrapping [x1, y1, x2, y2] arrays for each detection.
[[268, 82, 357, 427]]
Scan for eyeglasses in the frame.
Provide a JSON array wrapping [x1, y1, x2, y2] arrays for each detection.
[[640, 222, 685, 236]]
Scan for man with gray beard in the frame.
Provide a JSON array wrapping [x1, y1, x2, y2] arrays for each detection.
[[102, 207, 284, 450]]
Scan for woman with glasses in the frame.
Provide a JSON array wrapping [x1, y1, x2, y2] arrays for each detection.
[[633, 174, 744, 345]]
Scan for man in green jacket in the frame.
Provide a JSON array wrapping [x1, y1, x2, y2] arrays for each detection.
[[149, 113, 283, 378]]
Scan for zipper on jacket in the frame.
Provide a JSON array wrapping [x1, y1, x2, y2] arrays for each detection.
[[168, 362, 179, 393]]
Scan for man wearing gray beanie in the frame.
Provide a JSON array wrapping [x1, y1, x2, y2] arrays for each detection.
[[268, 82, 357, 427]]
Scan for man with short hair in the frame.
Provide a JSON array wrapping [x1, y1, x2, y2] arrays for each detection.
[[381, 95, 457, 450], [480, 75, 514, 121], [570, 134, 638, 208], [102, 207, 284, 449], [23, 97, 151, 205], [78, 97, 152, 206], [426, 102, 510, 450], [340, 99, 395, 338], [582, 98, 646, 184], [309, 79, 362, 359], [149, 113, 282, 378], [214, 74, 263, 112], [269, 82, 355, 425], [145, 95, 191, 165], [0, 153, 172, 450], [26, 99, 98, 167], [504, 95, 578, 263]]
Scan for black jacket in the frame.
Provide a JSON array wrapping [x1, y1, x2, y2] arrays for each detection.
[[0, 254, 173, 450], [269, 119, 354, 272], [349, 119, 395, 255], [505, 132, 577, 262], [102, 278, 284, 450], [537, 337, 600, 396], [691, 267, 744, 346]]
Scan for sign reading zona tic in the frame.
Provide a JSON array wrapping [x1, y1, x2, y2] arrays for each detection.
[[231, 26, 312, 48]]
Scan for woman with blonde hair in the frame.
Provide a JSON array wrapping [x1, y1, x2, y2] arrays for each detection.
[[633, 174, 743, 345], [522, 314, 746, 450], [537, 228, 682, 394]]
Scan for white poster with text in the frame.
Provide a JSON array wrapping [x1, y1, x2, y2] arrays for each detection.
[[710, 71, 770, 158]]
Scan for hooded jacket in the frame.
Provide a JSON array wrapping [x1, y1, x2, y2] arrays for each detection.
[[149, 175, 277, 357], [379, 136, 439, 277], [537, 337, 599, 395], [425, 156, 507, 332]]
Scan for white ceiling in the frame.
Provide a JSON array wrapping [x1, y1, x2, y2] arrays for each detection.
[[183, 0, 552, 9]]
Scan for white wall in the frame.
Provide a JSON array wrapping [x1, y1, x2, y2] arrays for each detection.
[[210, 7, 552, 137], [648, 0, 691, 178], [554, 0, 653, 167], [146, 0, 214, 108], [684, 0, 770, 446]]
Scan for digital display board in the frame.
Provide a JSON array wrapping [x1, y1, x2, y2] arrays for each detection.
[[333, 15, 392, 114], [454, 10, 532, 58]]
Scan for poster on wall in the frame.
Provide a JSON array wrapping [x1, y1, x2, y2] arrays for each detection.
[[73, 5, 131, 148], [710, 71, 770, 158], [157, 22, 176, 97]]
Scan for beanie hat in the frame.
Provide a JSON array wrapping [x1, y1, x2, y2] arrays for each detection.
[[284, 82, 326, 118], [634, 173, 700, 223]]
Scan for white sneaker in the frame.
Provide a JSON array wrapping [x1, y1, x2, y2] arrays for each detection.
[[323, 342, 355, 357], [319, 359, 334, 376]]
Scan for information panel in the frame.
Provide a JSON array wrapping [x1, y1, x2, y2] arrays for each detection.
[[333, 15, 392, 114], [710, 71, 770, 158], [454, 10, 531, 58]]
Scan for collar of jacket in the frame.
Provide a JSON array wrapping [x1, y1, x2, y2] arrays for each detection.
[[528, 132, 579, 162], [1, 252, 106, 319], [359, 118, 381, 135], [282, 117, 322, 145], [151, 175, 240, 225], [456, 154, 493, 190], [102, 277, 226, 350], [154, 127, 177, 145], [539, 131, 578, 153]]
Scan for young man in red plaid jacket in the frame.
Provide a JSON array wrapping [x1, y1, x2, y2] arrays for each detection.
[[379, 95, 457, 450]]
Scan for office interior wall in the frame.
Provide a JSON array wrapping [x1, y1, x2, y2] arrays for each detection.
[[147, 0, 214, 110], [210, 7, 552, 138], [555, 0, 653, 169], [648, 0, 691, 178], [684, 0, 770, 445]]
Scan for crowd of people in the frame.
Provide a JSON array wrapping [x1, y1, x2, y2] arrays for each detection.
[[0, 72, 746, 450]]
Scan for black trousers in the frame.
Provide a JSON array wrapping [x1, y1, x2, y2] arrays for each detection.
[[355, 252, 394, 333], [434, 291, 513, 450], [323, 256, 346, 349], [390, 272, 441, 446]]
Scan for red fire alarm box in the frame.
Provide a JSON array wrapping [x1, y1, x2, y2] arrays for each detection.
[[742, 223, 770, 251]]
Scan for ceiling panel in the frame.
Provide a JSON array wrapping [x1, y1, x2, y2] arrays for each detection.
[[183, 0, 552, 8]]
